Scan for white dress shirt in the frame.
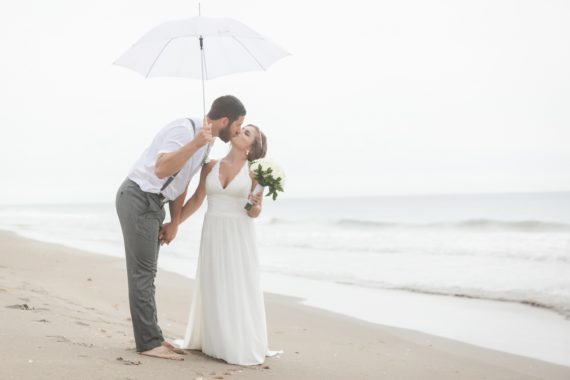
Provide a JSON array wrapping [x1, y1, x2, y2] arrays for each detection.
[[128, 117, 207, 201]]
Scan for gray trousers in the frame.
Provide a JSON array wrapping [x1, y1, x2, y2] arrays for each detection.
[[116, 178, 166, 352]]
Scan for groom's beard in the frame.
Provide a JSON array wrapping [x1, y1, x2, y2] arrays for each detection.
[[218, 124, 232, 142]]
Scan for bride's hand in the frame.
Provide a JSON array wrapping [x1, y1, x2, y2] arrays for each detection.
[[247, 193, 263, 218], [249, 192, 262, 207], [159, 222, 179, 245]]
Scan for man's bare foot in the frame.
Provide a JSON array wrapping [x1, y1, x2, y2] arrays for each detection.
[[139, 345, 184, 361], [161, 340, 187, 355]]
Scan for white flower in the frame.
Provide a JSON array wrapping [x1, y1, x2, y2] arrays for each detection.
[[249, 158, 286, 187], [250, 158, 269, 172], [272, 167, 285, 181]]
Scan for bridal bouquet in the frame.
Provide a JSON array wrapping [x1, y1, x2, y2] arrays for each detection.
[[245, 158, 285, 211]]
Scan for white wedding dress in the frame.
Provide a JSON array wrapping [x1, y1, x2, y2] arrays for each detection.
[[180, 160, 282, 365]]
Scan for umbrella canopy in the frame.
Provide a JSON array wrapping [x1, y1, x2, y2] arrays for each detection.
[[115, 16, 289, 120], [114, 17, 289, 80]]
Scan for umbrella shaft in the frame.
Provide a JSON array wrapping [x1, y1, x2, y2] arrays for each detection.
[[200, 35, 206, 120]]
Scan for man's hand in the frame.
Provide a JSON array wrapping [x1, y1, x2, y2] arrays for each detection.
[[159, 222, 179, 245], [193, 121, 213, 148]]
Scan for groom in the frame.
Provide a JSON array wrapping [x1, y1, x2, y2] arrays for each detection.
[[116, 95, 246, 360]]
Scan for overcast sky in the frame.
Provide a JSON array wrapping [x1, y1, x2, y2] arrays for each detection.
[[0, 0, 569, 204]]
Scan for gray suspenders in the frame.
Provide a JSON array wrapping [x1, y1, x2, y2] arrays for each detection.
[[160, 118, 196, 192]]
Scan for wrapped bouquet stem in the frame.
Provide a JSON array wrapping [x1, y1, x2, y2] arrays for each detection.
[[245, 158, 285, 211]]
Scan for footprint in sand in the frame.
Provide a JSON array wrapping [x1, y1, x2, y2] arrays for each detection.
[[46, 335, 94, 348], [116, 357, 142, 366], [47, 335, 70, 343], [6, 304, 34, 310]]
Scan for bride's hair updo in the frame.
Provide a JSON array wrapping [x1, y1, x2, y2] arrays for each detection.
[[247, 124, 267, 162]]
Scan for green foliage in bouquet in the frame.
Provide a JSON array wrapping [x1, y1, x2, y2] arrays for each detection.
[[252, 164, 284, 200]]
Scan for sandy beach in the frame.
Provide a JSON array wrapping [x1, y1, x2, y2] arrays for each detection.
[[1, 230, 569, 380]]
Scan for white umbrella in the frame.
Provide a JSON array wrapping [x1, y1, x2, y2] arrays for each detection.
[[114, 15, 289, 117]]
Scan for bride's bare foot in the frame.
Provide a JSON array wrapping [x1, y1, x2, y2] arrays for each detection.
[[161, 340, 187, 355], [140, 345, 184, 361]]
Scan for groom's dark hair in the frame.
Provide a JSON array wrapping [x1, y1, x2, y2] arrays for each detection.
[[207, 95, 246, 126]]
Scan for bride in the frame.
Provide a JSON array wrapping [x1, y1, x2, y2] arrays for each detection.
[[177, 124, 281, 365]]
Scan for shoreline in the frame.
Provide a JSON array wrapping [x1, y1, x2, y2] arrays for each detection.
[[2, 227, 570, 367], [4, 223, 569, 320], [1, 230, 569, 379]]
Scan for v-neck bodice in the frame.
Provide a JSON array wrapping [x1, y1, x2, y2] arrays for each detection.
[[205, 160, 251, 215]]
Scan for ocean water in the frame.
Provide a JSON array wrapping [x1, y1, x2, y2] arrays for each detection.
[[1, 192, 570, 364], [2, 192, 568, 317]]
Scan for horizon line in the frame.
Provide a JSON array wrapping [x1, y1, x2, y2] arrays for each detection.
[[0, 189, 569, 207]]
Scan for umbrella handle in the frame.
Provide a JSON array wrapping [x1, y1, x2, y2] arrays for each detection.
[[200, 35, 206, 122]]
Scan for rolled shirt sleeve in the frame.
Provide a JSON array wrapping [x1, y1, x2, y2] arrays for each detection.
[[156, 124, 194, 157], [128, 117, 202, 200]]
